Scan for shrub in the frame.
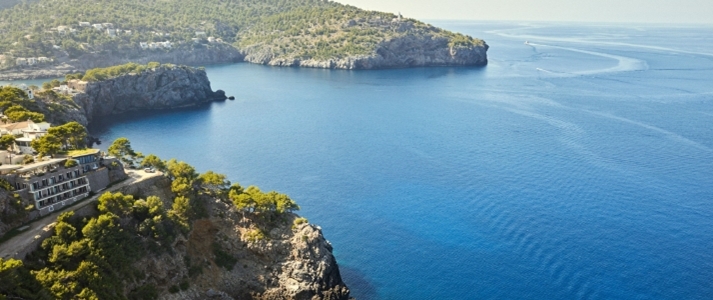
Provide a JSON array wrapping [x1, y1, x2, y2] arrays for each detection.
[[128, 284, 158, 300], [292, 217, 308, 230], [213, 242, 237, 271], [168, 285, 179, 294], [244, 229, 266, 242], [179, 280, 189, 291], [64, 159, 78, 168]]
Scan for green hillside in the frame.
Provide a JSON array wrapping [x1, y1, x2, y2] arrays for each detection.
[[0, 0, 483, 68]]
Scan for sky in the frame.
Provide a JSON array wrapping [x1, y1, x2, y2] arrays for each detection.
[[337, 0, 713, 24]]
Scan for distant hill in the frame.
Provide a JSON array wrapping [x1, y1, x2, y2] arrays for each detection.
[[0, 0, 487, 74]]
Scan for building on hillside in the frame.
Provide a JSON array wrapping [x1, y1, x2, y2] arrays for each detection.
[[139, 42, 148, 49], [62, 149, 101, 173], [106, 29, 116, 37], [52, 84, 72, 95], [124, 30, 132, 35], [207, 37, 216, 43], [57, 26, 69, 35], [102, 23, 114, 29], [17, 84, 34, 99], [0, 121, 32, 136], [15, 58, 27, 66], [67, 79, 88, 92], [37, 57, 51, 63], [0, 120, 50, 154], [2, 159, 90, 215], [79, 22, 90, 27], [195, 31, 206, 36], [92, 24, 103, 30], [14, 137, 34, 154], [26, 57, 37, 65], [0, 150, 123, 215]]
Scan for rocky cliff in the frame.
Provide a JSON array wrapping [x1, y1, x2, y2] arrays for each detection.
[[39, 65, 226, 127], [109, 176, 351, 300], [0, 187, 29, 237], [244, 31, 488, 70]]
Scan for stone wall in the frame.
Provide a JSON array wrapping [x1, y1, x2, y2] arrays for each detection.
[[86, 167, 110, 192]]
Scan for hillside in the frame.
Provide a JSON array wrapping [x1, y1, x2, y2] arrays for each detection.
[[0, 0, 487, 76], [0, 161, 351, 299]]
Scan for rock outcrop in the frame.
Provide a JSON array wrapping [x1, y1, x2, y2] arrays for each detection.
[[0, 187, 29, 237], [40, 65, 226, 127], [110, 176, 351, 300]]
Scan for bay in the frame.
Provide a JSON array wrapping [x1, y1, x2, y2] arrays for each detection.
[[88, 22, 713, 299]]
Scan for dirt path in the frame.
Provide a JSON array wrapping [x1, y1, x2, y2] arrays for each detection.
[[0, 169, 161, 259]]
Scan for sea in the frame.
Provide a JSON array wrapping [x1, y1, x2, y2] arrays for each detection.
[[10, 21, 713, 299]]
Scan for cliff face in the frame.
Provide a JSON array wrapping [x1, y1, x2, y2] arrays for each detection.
[[120, 177, 351, 300], [245, 34, 488, 70], [52, 66, 226, 127], [243, 22, 489, 70], [0, 187, 29, 237]]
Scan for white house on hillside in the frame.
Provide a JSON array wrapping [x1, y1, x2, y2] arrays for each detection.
[[0, 120, 50, 154]]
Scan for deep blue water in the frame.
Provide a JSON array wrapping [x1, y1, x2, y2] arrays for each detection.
[[87, 22, 713, 299]]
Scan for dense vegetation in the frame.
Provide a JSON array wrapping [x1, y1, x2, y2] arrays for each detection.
[[0, 0, 484, 67], [0, 85, 81, 127], [1, 138, 300, 299], [81, 62, 176, 81], [0, 86, 45, 121]]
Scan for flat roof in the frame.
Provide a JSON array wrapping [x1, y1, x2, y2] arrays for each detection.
[[16, 158, 67, 173], [66, 148, 100, 157], [0, 165, 22, 171]]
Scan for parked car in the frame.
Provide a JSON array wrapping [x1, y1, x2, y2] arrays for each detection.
[[144, 167, 155, 173]]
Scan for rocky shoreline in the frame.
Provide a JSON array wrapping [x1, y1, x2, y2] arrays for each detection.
[[1, 39, 487, 80]]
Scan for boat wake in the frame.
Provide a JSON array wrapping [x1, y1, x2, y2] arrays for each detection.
[[527, 42, 649, 76]]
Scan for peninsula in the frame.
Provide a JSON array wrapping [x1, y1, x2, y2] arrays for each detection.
[[0, 0, 488, 79], [2, 62, 226, 127]]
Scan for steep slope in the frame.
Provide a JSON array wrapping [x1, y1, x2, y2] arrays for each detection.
[[26, 63, 226, 127]]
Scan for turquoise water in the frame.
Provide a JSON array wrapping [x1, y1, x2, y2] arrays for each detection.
[[88, 22, 713, 299]]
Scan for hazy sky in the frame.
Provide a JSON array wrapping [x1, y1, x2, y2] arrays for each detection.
[[337, 0, 713, 24]]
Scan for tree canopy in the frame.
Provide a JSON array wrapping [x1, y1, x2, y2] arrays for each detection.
[[31, 121, 88, 157], [107, 137, 137, 166]]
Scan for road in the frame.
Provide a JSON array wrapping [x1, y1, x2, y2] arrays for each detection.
[[0, 169, 161, 259]]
